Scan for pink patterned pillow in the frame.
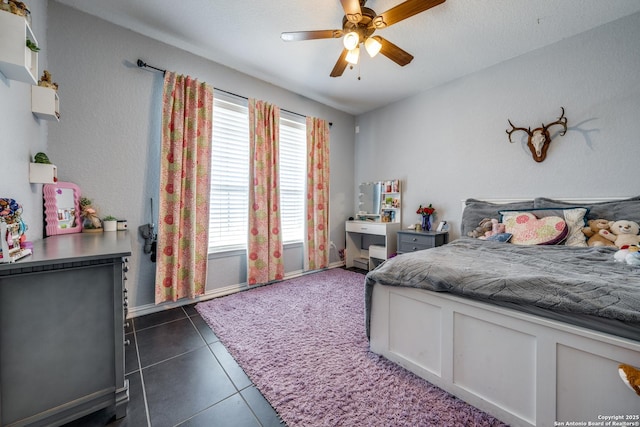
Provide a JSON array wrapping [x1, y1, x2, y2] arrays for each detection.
[[502, 212, 568, 245]]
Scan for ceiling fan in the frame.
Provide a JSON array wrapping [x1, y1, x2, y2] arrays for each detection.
[[281, 0, 446, 77]]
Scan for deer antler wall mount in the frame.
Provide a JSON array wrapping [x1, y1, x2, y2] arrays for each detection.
[[506, 107, 568, 162]]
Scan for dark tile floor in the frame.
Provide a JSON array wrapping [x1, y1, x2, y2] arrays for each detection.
[[66, 305, 283, 427]]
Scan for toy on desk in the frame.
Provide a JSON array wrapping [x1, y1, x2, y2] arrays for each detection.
[[79, 197, 103, 231], [1, 222, 32, 263], [0, 198, 32, 263]]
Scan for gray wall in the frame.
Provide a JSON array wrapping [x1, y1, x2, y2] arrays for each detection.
[[43, 2, 355, 314], [355, 12, 640, 240]]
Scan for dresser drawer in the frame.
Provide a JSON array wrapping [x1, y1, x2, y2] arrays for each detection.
[[345, 221, 386, 236], [397, 231, 448, 253]]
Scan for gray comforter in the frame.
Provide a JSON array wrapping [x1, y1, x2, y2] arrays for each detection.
[[365, 238, 640, 336]]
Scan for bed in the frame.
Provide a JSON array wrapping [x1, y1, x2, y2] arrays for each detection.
[[365, 196, 640, 427]]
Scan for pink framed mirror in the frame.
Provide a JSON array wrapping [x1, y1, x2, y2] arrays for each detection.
[[43, 181, 82, 236]]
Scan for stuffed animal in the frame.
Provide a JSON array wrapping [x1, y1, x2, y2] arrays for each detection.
[[7, 1, 29, 17], [619, 364, 640, 396], [626, 251, 640, 266], [38, 70, 59, 91], [614, 245, 640, 264], [614, 246, 631, 262], [600, 220, 640, 248], [481, 218, 505, 239], [467, 218, 493, 238], [582, 219, 617, 247]]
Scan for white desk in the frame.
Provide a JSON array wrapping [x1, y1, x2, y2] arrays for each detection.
[[345, 220, 400, 270]]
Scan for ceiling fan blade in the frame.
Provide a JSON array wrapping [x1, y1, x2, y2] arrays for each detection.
[[372, 0, 445, 29], [281, 30, 343, 42], [375, 36, 414, 66], [330, 49, 349, 77], [341, 0, 363, 23]]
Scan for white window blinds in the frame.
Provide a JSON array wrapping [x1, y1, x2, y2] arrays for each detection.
[[279, 115, 306, 244], [209, 96, 306, 253], [209, 95, 250, 252]]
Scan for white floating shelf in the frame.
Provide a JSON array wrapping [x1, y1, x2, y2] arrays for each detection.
[[32, 85, 60, 121], [0, 10, 38, 84], [29, 163, 57, 184]]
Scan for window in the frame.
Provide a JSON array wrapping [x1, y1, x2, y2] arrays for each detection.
[[209, 95, 250, 252], [208, 95, 306, 252], [279, 115, 306, 244]]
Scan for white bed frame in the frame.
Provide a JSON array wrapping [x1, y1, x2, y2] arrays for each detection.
[[369, 198, 640, 427], [369, 285, 640, 426]]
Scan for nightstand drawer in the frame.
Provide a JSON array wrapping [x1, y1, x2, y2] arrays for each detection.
[[397, 231, 448, 254], [398, 241, 434, 253]]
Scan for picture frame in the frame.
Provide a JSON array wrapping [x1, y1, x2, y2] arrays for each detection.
[[43, 181, 82, 236], [436, 221, 447, 232]]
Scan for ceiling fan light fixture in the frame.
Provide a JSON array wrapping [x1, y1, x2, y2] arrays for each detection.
[[282, 0, 446, 78], [345, 47, 360, 65], [364, 37, 382, 57], [343, 31, 359, 50]]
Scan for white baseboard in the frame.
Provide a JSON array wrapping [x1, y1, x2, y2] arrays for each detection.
[[126, 282, 248, 318], [330, 260, 346, 269], [126, 264, 347, 319]]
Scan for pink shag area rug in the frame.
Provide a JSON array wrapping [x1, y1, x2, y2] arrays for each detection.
[[196, 268, 507, 426]]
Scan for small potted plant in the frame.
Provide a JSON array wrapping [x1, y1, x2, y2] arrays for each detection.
[[102, 215, 118, 232], [26, 39, 40, 52]]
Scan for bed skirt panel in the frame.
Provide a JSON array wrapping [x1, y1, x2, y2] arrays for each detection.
[[369, 283, 640, 427]]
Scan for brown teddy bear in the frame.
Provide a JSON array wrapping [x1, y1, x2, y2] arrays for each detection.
[[582, 219, 616, 247], [7, 1, 29, 17], [38, 70, 59, 91], [619, 364, 640, 396]]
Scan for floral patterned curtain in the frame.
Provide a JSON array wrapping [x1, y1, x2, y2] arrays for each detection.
[[247, 99, 284, 286], [155, 72, 213, 304], [305, 117, 330, 270]]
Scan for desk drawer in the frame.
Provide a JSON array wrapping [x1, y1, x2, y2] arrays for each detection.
[[346, 221, 385, 236]]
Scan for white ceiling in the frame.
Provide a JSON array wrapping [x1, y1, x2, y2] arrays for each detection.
[[53, 0, 640, 115]]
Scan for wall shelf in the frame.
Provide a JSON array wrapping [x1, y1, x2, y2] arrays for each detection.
[[32, 85, 60, 121], [358, 179, 402, 225], [380, 180, 401, 224], [29, 162, 57, 184], [0, 10, 38, 84]]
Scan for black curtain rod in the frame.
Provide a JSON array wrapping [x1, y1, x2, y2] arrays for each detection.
[[136, 59, 332, 126], [136, 59, 166, 76]]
